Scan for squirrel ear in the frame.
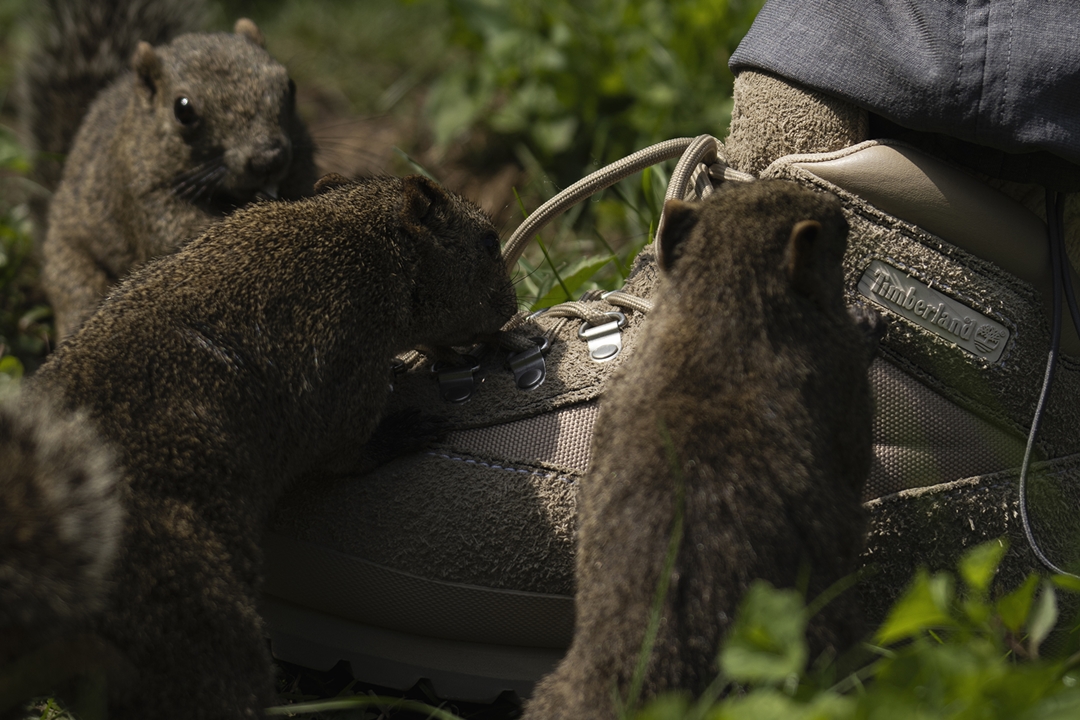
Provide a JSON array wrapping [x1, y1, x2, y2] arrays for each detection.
[[657, 199, 700, 274], [314, 173, 351, 195], [132, 41, 163, 101], [786, 219, 822, 296], [401, 175, 448, 230], [234, 18, 266, 47]]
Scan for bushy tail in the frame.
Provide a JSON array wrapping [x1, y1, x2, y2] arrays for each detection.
[[0, 388, 122, 662], [17, 0, 207, 193]]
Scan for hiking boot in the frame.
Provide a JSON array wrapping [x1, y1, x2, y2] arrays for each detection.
[[263, 247, 661, 702], [727, 70, 1080, 619], [262, 71, 1080, 703]]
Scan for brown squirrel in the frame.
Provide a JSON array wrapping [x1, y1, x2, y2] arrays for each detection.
[[0, 393, 121, 659], [18, 0, 206, 201], [523, 180, 882, 719], [4, 173, 516, 717], [20, 0, 317, 340], [0, 391, 126, 716]]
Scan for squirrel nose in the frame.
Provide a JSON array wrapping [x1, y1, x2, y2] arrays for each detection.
[[248, 139, 291, 178]]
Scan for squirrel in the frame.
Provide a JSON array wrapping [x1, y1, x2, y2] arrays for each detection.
[[0, 391, 121, 659], [5, 173, 516, 717], [523, 180, 883, 719], [0, 390, 128, 716], [19, 0, 317, 340]]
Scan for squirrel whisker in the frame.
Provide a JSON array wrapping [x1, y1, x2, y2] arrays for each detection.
[[172, 158, 227, 201]]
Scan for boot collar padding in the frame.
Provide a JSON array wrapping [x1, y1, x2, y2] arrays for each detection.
[[769, 140, 1080, 355]]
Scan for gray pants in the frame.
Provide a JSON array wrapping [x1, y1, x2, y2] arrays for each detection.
[[730, 0, 1080, 187]]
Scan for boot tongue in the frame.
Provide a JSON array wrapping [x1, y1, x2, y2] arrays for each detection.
[[620, 242, 661, 301]]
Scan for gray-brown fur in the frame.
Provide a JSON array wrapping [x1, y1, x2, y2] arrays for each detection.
[[26, 1, 316, 339], [17, 174, 516, 718], [525, 180, 880, 719], [0, 392, 126, 714], [18, 0, 206, 194], [0, 391, 121, 665]]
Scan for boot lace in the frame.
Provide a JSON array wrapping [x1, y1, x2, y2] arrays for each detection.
[[494, 134, 753, 359]]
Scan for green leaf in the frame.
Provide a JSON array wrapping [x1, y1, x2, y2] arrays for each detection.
[[800, 692, 858, 720], [959, 540, 1008, 595], [424, 68, 490, 146], [1051, 574, 1080, 594], [0, 356, 23, 398], [531, 254, 615, 310], [706, 688, 855, 720], [633, 693, 692, 720], [531, 115, 578, 155], [265, 695, 461, 719], [1018, 688, 1080, 720], [391, 148, 438, 182], [709, 690, 799, 720], [998, 574, 1041, 633], [0, 354, 23, 380], [719, 581, 808, 685], [1028, 582, 1059, 654], [961, 597, 993, 627], [875, 570, 955, 645]]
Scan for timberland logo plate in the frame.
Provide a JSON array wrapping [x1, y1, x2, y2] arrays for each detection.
[[858, 260, 1010, 363]]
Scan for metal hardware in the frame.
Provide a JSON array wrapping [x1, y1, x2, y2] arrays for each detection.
[[577, 311, 627, 363], [432, 357, 482, 404], [508, 337, 549, 390]]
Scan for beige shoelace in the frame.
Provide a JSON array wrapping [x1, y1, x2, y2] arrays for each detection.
[[398, 137, 752, 398], [495, 135, 753, 357]]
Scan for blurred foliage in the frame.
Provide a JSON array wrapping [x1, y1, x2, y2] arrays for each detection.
[[210, 0, 451, 119], [630, 540, 1080, 720], [0, 120, 51, 381], [420, 0, 764, 184], [0, 0, 34, 92], [0, 0, 768, 318], [1, 0, 55, 379], [415, 0, 764, 308]]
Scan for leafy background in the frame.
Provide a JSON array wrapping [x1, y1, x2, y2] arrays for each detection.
[[3, 0, 1080, 718], [0, 0, 761, 379]]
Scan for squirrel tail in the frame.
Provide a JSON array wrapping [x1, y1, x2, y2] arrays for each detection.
[[0, 388, 123, 649], [17, 0, 207, 193]]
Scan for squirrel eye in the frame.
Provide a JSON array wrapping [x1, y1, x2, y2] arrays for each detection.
[[173, 96, 198, 126], [481, 231, 501, 255]]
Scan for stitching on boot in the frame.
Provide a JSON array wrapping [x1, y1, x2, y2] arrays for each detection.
[[426, 451, 579, 484]]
